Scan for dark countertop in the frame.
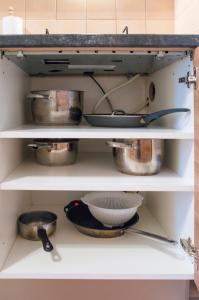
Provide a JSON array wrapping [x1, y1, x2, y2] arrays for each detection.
[[1, 34, 199, 49]]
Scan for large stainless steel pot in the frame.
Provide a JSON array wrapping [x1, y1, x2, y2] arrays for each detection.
[[28, 139, 78, 166], [107, 139, 164, 175], [27, 90, 84, 125]]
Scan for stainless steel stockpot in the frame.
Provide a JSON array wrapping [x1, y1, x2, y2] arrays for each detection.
[[107, 139, 164, 175], [28, 139, 79, 166], [27, 90, 84, 125]]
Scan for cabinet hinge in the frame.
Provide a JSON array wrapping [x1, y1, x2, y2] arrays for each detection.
[[180, 238, 199, 270], [179, 67, 197, 89]]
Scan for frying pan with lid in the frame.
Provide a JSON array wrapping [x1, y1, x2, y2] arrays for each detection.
[[84, 108, 190, 128], [64, 201, 177, 244]]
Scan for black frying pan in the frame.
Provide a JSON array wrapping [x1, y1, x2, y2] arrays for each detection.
[[84, 108, 190, 128], [64, 201, 177, 244], [64, 200, 139, 238]]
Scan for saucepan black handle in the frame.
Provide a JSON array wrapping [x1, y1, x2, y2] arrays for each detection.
[[37, 228, 54, 252], [142, 108, 190, 125]]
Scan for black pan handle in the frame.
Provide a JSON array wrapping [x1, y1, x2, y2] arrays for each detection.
[[37, 228, 53, 252], [142, 108, 190, 125], [64, 200, 81, 215]]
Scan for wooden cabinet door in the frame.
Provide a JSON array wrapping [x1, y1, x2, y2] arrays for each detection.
[[194, 46, 199, 289]]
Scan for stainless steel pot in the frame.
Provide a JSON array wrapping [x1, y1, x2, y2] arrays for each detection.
[[28, 139, 78, 166], [107, 139, 164, 175], [18, 211, 57, 252], [27, 90, 84, 125]]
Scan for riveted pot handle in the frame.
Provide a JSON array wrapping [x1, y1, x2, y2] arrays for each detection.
[[106, 141, 135, 149], [111, 110, 126, 115], [27, 93, 45, 99], [27, 144, 52, 150], [142, 108, 190, 125], [27, 143, 38, 149]]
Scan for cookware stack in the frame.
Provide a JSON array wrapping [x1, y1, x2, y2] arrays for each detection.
[[63, 194, 177, 244], [22, 84, 190, 250], [27, 89, 84, 166]]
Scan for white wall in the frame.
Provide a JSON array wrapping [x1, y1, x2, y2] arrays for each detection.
[[175, 0, 199, 34]]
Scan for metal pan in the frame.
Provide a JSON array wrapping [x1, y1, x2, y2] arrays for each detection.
[[84, 108, 190, 128], [18, 211, 57, 252], [64, 201, 177, 245], [64, 200, 139, 238]]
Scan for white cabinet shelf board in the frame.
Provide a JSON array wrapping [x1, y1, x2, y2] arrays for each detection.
[[0, 154, 193, 192], [0, 205, 193, 280]]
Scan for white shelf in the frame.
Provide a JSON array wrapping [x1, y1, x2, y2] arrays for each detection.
[[0, 125, 194, 139], [0, 205, 193, 280], [0, 153, 193, 192]]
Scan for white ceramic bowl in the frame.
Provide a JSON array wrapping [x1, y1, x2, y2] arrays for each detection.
[[81, 192, 143, 227]]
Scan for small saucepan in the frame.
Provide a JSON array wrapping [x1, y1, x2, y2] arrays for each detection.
[[18, 211, 57, 252]]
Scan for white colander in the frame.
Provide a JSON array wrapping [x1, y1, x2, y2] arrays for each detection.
[[81, 192, 143, 227]]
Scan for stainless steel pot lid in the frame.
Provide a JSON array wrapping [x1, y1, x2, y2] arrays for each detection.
[[33, 139, 79, 143], [29, 90, 84, 95]]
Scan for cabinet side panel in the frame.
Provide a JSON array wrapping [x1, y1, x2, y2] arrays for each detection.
[[194, 47, 199, 289], [147, 56, 193, 131], [0, 191, 31, 270], [0, 139, 25, 182], [146, 192, 194, 240], [0, 57, 30, 130]]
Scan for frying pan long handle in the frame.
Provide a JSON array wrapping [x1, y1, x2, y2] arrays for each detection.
[[37, 228, 54, 252], [128, 228, 178, 245], [142, 108, 190, 125]]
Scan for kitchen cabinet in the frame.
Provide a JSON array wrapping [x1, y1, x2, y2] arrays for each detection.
[[0, 34, 198, 299]]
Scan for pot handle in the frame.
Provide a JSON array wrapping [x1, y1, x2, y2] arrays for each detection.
[[106, 141, 136, 149], [37, 228, 54, 252], [27, 143, 38, 149], [27, 144, 52, 150], [27, 93, 45, 99], [64, 200, 81, 214], [142, 108, 190, 125], [112, 110, 126, 115], [127, 228, 178, 245]]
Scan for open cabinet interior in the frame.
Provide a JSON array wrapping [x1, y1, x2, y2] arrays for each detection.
[[0, 190, 194, 279], [0, 49, 195, 280]]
